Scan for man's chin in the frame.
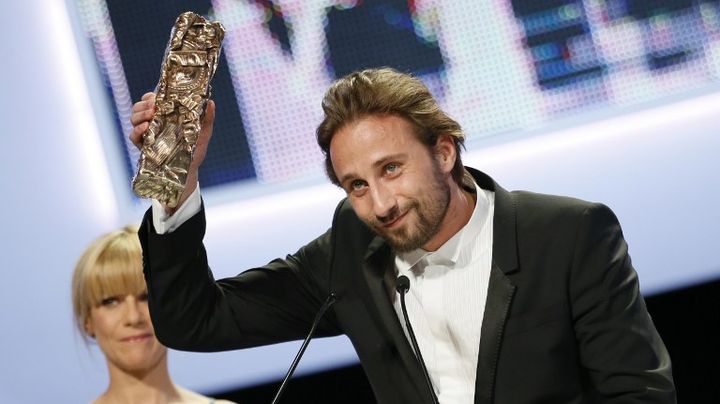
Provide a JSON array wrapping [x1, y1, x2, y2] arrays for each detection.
[[383, 232, 426, 253], [368, 219, 425, 252]]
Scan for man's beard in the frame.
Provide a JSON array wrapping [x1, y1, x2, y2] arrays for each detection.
[[367, 165, 451, 253]]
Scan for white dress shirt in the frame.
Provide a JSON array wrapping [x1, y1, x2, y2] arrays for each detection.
[[151, 183, 201, 234], [390, 184, 495, 404]]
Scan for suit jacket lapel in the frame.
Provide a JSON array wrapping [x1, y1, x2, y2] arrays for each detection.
[[468, 168, 519, 404], [474, 264, 516, 403], [362, 236, 435, 403]]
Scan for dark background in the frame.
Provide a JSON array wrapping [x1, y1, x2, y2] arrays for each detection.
[[212, 278, 720, 403]]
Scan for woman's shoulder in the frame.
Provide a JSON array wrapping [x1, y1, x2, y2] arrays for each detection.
[[178, 386, 238, 403]]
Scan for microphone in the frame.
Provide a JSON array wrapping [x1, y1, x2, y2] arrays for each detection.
[[270, 293, 337, 404], [396, 275, 439, 404]]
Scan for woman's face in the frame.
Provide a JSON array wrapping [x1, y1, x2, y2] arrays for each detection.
[[85, 292, 167, 375]]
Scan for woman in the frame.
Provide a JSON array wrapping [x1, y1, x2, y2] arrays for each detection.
[[72, 225, 235, 404]]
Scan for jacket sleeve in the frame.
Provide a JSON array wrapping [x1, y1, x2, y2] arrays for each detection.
[[138, 203, 342, 352], [569, 203, 676, 402]]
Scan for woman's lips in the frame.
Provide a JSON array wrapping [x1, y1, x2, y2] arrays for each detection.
[[121, 333, 153, 342]]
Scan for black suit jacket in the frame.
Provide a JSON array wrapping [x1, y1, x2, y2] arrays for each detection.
[[139, 168, 675, 403]]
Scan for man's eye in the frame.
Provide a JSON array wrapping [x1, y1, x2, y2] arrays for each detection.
[[385, 163, 398, 173], [351, 180, 366, 191]]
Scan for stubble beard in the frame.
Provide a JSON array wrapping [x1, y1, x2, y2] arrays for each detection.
[[369, 166, 451, 253]]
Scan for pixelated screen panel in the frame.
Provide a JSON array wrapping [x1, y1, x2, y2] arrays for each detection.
[[75, 0, 720, 192]]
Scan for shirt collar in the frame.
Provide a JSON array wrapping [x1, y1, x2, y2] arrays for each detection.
[[395, 180, 490, 272]]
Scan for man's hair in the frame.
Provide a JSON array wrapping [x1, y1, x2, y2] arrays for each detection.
[[316, 67, 466, 186]]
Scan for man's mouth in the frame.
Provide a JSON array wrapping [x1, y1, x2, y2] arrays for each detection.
[[383, 210, 408, 228]]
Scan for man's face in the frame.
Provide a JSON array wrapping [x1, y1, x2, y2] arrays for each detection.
[[329, 114, 452, 252]]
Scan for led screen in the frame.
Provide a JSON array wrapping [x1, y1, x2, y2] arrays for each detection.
[[74, 0, 720, 195]]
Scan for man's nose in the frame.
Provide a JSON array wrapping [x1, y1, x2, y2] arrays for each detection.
[[370, 183, 397, 220]]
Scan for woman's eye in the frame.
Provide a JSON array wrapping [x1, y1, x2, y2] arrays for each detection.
[[100, 296, 119, 306], [138, 292, 149, 301]]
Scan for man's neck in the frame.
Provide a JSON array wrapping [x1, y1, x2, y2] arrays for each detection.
[[422, 182, 476, 252]]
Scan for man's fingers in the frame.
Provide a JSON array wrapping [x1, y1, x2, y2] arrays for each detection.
[[130, 107, 155, 126], [187, 100, 216, 170], [131, 97, 155, 114], [130, 122, 149, 148], [198, 101, 215, 146], [202, 100, 216, 134], [129, 95, 154, 150], [130, 95, 155, 126]]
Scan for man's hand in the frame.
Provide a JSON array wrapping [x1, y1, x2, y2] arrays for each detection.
[[129, 92, 216, 214]]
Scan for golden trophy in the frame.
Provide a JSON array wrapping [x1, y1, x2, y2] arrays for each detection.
[[132, 12, 225, 207]]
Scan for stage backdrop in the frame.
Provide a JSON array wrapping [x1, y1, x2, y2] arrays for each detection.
[[0, 0, 718, 402]]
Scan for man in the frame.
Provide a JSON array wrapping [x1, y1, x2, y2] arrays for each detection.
[[131, 68, 675, 403]]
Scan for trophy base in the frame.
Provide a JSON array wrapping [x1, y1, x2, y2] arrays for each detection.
[[132, 171, 185, 208]]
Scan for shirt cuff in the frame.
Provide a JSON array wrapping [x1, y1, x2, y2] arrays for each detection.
[[151, 183, 202, 234]]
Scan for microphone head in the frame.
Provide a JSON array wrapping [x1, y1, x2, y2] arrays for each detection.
[[396, 275, 410, 293]]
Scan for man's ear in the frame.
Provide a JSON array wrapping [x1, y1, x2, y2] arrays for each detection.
[[434, 134, 457, 173]]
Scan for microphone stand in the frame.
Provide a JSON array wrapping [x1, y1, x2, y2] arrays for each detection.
[[270, 293, 336, 404], [397, 275, 439, 404]]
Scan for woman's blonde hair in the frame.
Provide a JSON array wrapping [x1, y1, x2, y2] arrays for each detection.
[[71, 225, 145, 338], [316, 67, 466, 186]]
